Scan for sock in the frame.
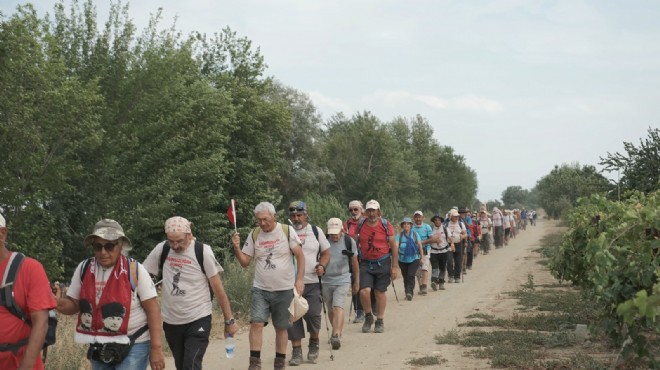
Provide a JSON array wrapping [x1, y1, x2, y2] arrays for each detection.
[[309, 338, 319, 345], [276, 352, 285, 359], [250, 351, 260, 358]]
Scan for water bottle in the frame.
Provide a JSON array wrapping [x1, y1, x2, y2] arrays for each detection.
[[225, 334, 236, 358]]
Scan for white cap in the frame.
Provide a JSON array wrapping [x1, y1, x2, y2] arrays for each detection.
[[0, 213, 5, 228], [327, 218, 343, 235], [365, 200, 380, 210], [413, 210, 423, 217], [449, 209, 460, 217]]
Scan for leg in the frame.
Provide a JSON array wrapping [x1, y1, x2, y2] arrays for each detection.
[[163, 322, 185, 370], [182, 315, 211, 370], [398, 261, 411, 295]]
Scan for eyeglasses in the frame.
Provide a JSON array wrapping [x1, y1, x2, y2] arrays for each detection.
[[349, 208, 360, 212], [289, 207, 306, 213], [92, 242, 118, 253]]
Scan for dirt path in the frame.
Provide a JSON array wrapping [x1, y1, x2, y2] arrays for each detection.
[[166, 219, 559, 370]]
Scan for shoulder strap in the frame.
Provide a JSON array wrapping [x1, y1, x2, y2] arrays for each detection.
[[311, 225, 319, 241], [194, 240, 206, 276], [381, 217, 390, 242], [253, 224, 290, 244], [128, 258, 139, 292], [343, 234, 352, 253], [159, 242, 171, 278], [251, 227, 261, 244], [80, 257, 93, 282], [1, 252, 27, 321]]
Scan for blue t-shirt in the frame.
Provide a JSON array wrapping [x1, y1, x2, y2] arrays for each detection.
[[412, 223, 433, 252], [396, 230, 421, 263]]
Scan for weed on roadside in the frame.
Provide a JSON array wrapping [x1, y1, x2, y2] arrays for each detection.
[[406, 355, 446, 366], [434, 329, 461, 345]]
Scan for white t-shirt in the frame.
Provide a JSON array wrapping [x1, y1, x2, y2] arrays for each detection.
[[446, 221, 466, 243], [503, 214, 512, 228], [479, 217, 492, 234], [143, 241, 222, 325], [429, 225, 449, 254], [294, 224, 331, 284], [492, 212, 503, 227], [67, 259, 157, 343], [242, 223, 302, 291]]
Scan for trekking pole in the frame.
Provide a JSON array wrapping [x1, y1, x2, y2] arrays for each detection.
[[318, 277, 335, 361], [391, 281, 400, 304]]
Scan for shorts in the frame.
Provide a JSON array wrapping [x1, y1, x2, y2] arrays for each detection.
[[359, 256, 392, 293], [420, 254, 430, 271], [288, 283, 322, 340], [322, 283, 350, 309], [251, 287, 294, 329]]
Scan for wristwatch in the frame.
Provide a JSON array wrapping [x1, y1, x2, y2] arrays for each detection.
[[224, 318, 235, 325]]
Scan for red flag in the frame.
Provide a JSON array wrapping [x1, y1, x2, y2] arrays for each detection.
[[227, 199, 237, 225]]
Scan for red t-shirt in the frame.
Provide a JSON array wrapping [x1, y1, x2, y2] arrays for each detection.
[[357, 219, 394, 260], [0, 252, 57, 370]]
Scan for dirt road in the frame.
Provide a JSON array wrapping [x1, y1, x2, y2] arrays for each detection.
[[165, 219, 557, 370]]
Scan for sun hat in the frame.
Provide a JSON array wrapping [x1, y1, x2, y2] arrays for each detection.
[[327, 218, 343, 235], [365, 200, 380, 210], [449, 209, 460, 218], [431, 214, 443, 222], [400, 217, 413, 227], [84, 219, 132, 250]]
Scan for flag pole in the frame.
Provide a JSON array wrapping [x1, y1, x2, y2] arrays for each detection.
[[231, 199, 238, 233]]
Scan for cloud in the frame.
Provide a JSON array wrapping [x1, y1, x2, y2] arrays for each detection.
[[363, 90, 504, 113], [306, 91, 353, 117]]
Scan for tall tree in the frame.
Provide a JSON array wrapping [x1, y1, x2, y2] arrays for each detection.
[[501, 185, 530, 209]]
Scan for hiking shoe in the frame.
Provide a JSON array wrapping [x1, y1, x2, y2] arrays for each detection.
[[454, 278, 460, 283], [374, 319, 384, 333], [274, 357, 286, 370], [405, 293, 413, 301], [362, 313, 374, 333], [289, 347, 303, 366], [467, 265, 472, 270], [308, 340, 319, 363], [353, 310, 365, 323], [249, 356, 262, 370], [447, 278, 453, 283], [431, 281, 438, 291], [330, 334, 341, 350], [439, 282, 445, 290], [419, 284, 428, 295]]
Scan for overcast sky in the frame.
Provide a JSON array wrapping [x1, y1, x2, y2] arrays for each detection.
[[2, 1, 657, 202]]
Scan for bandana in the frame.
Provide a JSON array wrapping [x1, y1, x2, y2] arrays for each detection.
[[164, 216, 191, 234]]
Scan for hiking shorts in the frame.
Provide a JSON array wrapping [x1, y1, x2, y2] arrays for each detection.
[[420, 253, 430, 271], [359, 256, 392, 292], [251, 287, 294, 329], [288, 283, 322, 339], [322, 283, 350, 309]]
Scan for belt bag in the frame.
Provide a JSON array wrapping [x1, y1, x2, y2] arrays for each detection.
[[87, 325, 149, 365]]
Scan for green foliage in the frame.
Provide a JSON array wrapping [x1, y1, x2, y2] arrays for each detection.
[[534, 163, 610, 219], [547, 191, 660, 361], [501, 185, 530, 209], [600, 127, 660, 195]]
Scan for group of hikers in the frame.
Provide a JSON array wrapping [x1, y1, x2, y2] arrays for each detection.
[[0, 201, 536, 370]]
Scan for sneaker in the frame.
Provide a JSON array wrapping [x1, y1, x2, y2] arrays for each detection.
[[249, 356, 262, 370], [454, 278, 460, 283], [419, 284, 428, 295], [374, 319, 384, 333], [274, 357, 285, 370], [353, 310, 365, 323], [467, 265, 472, 270], [330, 334, 341, 350], [439, 282, 445, 290], [308, 341, 319, 363], [289, 347, 303, 366], [431, 281, 438, 291], [447, 278, 453, 283], [463, 269, 467, 275], [405, 293, 413, 301], [362, 313, 374, 333]]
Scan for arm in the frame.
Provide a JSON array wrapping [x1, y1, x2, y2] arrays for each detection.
[[350, 255, 360, 294], [315, 248, 331, 276], [417, 238, 424, 258], [53, 282, 81, 315], [292, 245, 305, 294], [209, 274, 239, 336], [141, 297, 165, 370], [389, 234, 399, 280], [18, 310, 48, 370], [231, 232, 252, 267]]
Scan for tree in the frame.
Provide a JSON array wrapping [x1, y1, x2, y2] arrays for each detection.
[[600, 127, 660, 195], [501, 186, 530, 209]]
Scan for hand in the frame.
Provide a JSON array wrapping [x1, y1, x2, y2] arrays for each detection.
[[390, 266, 399, 280], [231, 232, 241, 248], [53, 281, 62, 299], [294, 279, 304, 295], [314, 264, 325, 276], [450, 245, 456, 252], [149, 348, 166, 370], [225, 322, 239, 337]]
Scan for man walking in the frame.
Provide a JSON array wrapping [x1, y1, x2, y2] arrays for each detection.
[[286, 201, 331, 366], [356, 200, 398, 333], [321, 218, 359, 350], [343, 200, 371, 323], [429, 214, 451, 291], [143, 216, 238, 370], [231, 202, 305, 370], [0, 213, 56, 370], [411, 211, 436, 295], [445, 209, 467, 283]]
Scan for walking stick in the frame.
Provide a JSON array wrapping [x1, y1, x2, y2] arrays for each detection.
[[318, 277, 334, 361], [391, 281, 400, 304]]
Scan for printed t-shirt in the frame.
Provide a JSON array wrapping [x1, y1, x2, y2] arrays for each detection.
[[492, 212, 503, 227], [430, 225, 449, 253], [357, 219, 394, 260], [241, 223, 302, 292], [68, 259, 157, 342], [143, 241, 220, 325], [0, 253, 56, 370], [322, 236, 357, 285], [295, 224, 331, 284], [446, 221, 466, 243]]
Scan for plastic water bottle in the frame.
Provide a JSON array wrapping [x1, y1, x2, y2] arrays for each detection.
[[225, 334, 236, 358]]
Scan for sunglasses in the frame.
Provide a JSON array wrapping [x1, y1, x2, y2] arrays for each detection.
[[289, 207, 306, 213], [349, 208, 360, 212], [92, 242, 118, 253]]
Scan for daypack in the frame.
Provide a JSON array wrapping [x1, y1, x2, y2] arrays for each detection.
[[157, 240, 213, 300], [355, 217, 391, 251], [399, 231, 419, 259], [329, 233, 355, 273], [0, 252, 58, 353]]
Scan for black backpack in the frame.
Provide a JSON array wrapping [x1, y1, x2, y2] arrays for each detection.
[[0, 252, 57, 353], [158, 240, 213, 300]]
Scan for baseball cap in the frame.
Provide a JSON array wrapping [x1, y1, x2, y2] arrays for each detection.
[[288, 200, 307, 214], [84, 219, 132, 250], [0, 213, 5, 228], [365, 200, 380, 210], [327, 218, 343, 235], [413, 210, 423, 217]]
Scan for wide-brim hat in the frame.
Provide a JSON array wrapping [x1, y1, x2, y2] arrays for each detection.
[[400, 217, 413, 227], [449, 209, 460, 218], [84, 219, 132, 251]]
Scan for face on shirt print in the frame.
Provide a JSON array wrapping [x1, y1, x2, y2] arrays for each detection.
[[100, 302, 126, 332], [80, 312, 93, 330], [103, 315, 124, 332]]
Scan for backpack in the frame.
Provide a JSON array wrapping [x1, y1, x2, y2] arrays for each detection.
[[157, 240, 213, 300], [81, 256, 140, 292], [0, 252, 58, 353], [251, 223, 290, 244], [335, 234, 355, 273], [399, 231, 419, 259], [355, 217, 391, 251]]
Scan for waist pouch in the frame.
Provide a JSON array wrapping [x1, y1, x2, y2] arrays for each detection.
[[87, 342, 132, 364]]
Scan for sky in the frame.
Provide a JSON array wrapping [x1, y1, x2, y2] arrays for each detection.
[[2, 0, 658, 202]]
